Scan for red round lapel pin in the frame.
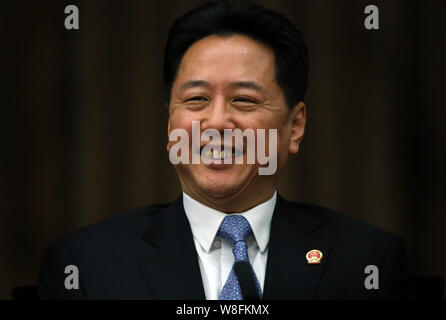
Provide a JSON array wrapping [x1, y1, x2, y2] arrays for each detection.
[[306, 249, 323, 264]]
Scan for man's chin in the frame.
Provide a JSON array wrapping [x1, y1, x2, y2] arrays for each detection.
[[197, 181, 241, 200]]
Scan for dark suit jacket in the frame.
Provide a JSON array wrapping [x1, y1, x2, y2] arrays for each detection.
[[37, 194, 414, 299]]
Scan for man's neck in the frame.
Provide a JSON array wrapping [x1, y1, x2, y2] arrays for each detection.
[[182, 188, 276, 213]]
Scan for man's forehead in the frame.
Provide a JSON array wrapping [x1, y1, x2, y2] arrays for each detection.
[[173, 35, 277, 94]]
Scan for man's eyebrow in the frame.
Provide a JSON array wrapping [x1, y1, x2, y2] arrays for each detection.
[[229, 81, 263, 91], [180, 80, 264, 91], [181, 80, 211, 90]]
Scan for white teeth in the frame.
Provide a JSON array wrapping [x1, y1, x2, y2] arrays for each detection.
[[212, 150, 226, 159], [204, 149, 227, 160]]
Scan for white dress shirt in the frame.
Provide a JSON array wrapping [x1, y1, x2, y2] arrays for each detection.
[[183, 191, 277, 300]]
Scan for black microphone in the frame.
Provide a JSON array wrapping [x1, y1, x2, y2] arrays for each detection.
[[233, 261, 261, 300]]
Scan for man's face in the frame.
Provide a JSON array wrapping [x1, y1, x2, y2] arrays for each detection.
[[167, 34, 305, 210]]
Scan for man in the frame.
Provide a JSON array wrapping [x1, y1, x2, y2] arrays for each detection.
[[38, 1, 414, 299]]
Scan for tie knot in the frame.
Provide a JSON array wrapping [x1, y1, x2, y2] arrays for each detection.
[[217, 215, 253, 244]]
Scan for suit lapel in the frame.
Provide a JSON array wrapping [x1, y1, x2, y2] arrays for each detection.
[[262, 195, 332, 299], [136, 193, 331, 300], [137, 195, 206, 300]]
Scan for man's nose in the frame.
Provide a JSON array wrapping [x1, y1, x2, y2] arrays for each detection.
[[201, 97, 236, 132]]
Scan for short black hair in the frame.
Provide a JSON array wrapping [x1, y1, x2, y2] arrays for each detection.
[[163, 1, 309, 109]]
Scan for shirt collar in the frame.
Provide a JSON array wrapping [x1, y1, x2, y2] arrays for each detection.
[[183, 191, 277, 254]]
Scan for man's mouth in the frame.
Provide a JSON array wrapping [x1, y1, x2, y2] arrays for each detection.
[[199, 145, 244, 160]]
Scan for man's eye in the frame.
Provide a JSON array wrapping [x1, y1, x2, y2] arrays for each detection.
[[232, 97, 256, 103], [185, 96, 208, 102]]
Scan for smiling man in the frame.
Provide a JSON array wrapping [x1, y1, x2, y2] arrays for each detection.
[[38, 1, 414, 300], [167, 32, 300, 212]]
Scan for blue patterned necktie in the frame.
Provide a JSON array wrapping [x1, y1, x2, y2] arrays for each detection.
[[217, 215, 262, 300]]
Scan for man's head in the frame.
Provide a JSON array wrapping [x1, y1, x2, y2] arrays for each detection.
[[165, 1, 308, 212], [164, 1, 308, 109]]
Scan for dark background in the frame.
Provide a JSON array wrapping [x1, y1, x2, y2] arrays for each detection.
[[2, 0, 445, 299]]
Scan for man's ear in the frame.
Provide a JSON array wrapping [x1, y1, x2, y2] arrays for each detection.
[[289, 101, 306, 154]]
